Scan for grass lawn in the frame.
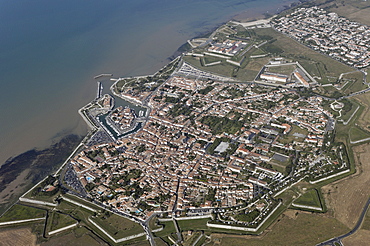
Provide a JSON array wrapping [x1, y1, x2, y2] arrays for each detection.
[[149, 216, 162, 230], [0, 204, 46, 222], [339, 99, 360, 123], [23, 184, 62, 203], [292, 189, 323, 209], [91, 212, 144, 239], [203, 56, 222, 65], [243, 57, 270, 73], [322, 85, 339, 96], [154, 237, 168, 246], [153, 220, 176, 238], [299, 60, 322, 80], [349, 126, 370, 142], [177, 218, 210, 231], [216, 212, 349, 246], [250, 47, 266, 56], [62, 194, 101, 211], [267, 64, 296, 76], [335, 121, 353, 145], [353, 93, 370, 130], [183, 56, 234, 78], [66, 208, 93, 225], [237, 68, 260, 81], [57, 200, 77, 212], [276, 188, 299, 207], [49, 212, 77, 231], [342, 74, 368, 95]]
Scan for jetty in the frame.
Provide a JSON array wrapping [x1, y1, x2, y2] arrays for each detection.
[[94, 73, 113, 79]]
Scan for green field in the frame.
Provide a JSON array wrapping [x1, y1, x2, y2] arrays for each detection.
[[49, 212, 77, 231], [154, 238, 169, 246], [91, 212, 144, 239], [203, 56, 222, 65], [349, 126, 370, 142], [250, 47, 266, 56], [339, 99, 360, 123], [177, 218, 210, 231], [266, 64, 296, 76], [342, 73, 368, 95], [62, 194, 102, 211], [153, 220, 176, 238], [149, 216, 163, 231], [0, 204, 46, 222], [292, 189, 323, 210], [276, 187, 300, 205], [216, 212, 349, 246]]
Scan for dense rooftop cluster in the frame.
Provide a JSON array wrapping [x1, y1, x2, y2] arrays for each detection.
[[273, 6, 370, 68], [70, 75, 348, 224], [208, 39, 247, 56]]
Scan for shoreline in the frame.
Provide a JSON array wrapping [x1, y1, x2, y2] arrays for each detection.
[[0, 5, 298, 210], [0, 0, 299, 169]]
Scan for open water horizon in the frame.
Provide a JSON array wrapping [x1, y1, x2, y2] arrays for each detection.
[[0, 0, 296, 166]]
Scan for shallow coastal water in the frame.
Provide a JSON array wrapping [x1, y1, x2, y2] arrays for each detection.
[[0, 0, 295, 166]]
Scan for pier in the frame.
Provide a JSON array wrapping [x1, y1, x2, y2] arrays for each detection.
[[96, 81, 102, 99]]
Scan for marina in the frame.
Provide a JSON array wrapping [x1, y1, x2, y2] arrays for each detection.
[[85, 77, 149, 141]]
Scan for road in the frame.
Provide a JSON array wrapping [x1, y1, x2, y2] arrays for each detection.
[[316, 197, 370, 246]]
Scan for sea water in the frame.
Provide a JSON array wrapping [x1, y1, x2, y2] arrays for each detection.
[[0, 0, 295, 165]]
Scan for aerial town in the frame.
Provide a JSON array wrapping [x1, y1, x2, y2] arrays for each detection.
[[70, 72, 349, 227], [63, 3, 357, 233], [273, 6, 370, 68], [3, 2, 370, 245]]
